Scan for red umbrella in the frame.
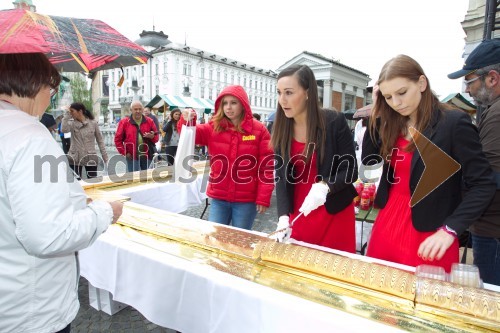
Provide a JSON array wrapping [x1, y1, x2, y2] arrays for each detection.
[[353, 104, 373, 119], [0, 9, 150, 72]]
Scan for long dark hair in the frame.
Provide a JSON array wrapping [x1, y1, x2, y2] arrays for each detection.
[[170, 108, 181, 128], [271, 64, 325, 163], [0, 53, 61, 99], [70, 102, 94, 120], [370, 54, 453, 160]]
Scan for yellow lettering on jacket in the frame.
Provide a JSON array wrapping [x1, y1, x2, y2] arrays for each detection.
[[242, 135, 256, 141]]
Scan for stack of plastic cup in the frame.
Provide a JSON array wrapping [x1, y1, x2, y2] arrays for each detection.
[[415, 264, 446, 281], [449, 263, 482, 288]]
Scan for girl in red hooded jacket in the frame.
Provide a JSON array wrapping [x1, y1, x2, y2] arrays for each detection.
[[179, 85, 274, 230]]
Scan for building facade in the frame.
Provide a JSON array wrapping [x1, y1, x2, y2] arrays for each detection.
[[461, 0, 499, 70], [99, 30, 278, 122], [93, 30, 371, 123], [276, 52, 371, 111]]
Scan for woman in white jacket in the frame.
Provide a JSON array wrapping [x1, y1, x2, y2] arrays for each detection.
[[0, 53, 123, 333]]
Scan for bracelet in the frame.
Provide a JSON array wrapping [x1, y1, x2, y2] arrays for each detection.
[[438, 225, 458, 238]]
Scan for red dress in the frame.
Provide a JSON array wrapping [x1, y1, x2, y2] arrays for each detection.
[[366, 136, 459, 272], [289, 139, 356, 253]]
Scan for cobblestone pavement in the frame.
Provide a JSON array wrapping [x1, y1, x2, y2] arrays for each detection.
[[72, 148, 279, 332]]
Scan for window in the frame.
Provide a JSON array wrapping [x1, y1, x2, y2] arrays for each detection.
[[112, 89, 115, 101], [260, 97, 262, 107], [200, 87, 205, 98], [208, 88, 213, 99], [141, 65, 145, 77], [209, 70, 213, 80], [344, 94, 354, 111], [156, 85, 159, 95], [155, 63, 159, 75], [231, 74, 234, 84], [200, 68, 205, 79], [250, 79, 252, 88], [182, 63, 192, 75], [217, 71, 220, 81], [102, 75, 109, 96], [224, 73, 228, 83], [163, 62, 167, 74], [243, 78, 247, 87], [265, 98, 268, 108]]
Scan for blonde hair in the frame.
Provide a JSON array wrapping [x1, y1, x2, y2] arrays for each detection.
[[212, 95, 245, 133]]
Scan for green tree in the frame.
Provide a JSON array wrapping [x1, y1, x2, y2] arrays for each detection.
[[69, 73, 92, 111]]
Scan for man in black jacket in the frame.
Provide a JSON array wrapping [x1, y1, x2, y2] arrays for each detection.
[[449, 39, 500, 285]]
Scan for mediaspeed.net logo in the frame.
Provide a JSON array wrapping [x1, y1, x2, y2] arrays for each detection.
[[31, 127, 460, 204]]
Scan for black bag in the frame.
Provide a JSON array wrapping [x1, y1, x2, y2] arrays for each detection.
[[146, 139, 158, 158]]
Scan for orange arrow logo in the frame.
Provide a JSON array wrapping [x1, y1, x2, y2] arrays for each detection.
[[408, 127, 461, 207]]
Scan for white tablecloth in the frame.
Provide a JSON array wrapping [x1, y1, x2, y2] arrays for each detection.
[[109, 175, 208, 213], [80, 225, 404, 333]]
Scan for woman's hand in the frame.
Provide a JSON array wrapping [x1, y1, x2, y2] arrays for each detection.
[[257, 204, 267, 214], [143, 131, 154, 139], [299, 181, 329, 216], [372, 84, 380, 105], [108, 201, 124, 224], [417, 229, 455, 261], [182, 109, 196, 122]]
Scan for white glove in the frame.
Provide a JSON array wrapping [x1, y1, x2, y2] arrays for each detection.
[[299, 182, 329, 216], [273, 216, 291, 243]]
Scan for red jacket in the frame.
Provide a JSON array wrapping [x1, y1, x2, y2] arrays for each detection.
[[114, 115, 158, 160], [179, 85, 274, 206]]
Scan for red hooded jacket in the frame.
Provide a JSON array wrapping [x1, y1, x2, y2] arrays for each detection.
[[179, 85, 274, 206], [114, 115, 158, 160]]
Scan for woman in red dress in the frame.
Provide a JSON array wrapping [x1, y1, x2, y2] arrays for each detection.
[[272, 65, 358, 253], [362, 55, 495, 272]]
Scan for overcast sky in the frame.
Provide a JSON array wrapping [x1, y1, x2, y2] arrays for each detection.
[[2, 0, 471, 97]]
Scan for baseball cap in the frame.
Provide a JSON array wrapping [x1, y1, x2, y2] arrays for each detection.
[[448, 39, 500, 79]]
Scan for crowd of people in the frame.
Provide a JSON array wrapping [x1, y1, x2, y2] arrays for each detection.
[[0, 38, 498, 332]]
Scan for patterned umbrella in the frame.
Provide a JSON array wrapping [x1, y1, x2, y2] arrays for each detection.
[[353, 104, 373, 119], [0, 9, 150, 72]]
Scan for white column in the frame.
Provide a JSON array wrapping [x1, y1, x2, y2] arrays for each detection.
[[341, 83, 346, 111], [323, 79, 333, 108]]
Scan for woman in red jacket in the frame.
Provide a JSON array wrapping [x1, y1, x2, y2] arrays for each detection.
[[180, 85, 274, 230]]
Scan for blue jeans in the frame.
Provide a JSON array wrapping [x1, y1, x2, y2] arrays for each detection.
[[471, 234, 500, 286], [126, 158, 150, 172], [208, 199, 257, 230]]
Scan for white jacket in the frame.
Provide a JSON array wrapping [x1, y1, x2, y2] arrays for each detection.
[[0, 101, 113, 333]]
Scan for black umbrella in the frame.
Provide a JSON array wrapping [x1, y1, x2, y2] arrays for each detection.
[[342, 109, 356, 120]]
